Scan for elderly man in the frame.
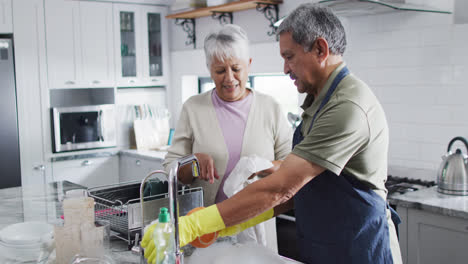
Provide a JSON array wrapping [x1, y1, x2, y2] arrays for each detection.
[[142, 3, 402, 264]]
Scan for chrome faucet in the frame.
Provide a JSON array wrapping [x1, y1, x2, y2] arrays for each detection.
[[138, 155, 200, 264], [167, 155, 200, 264]]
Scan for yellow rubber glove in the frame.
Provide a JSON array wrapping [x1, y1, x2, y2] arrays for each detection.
[[140, 205, 226, 264], [178, 204, 226, 247], [140, 221, 158, 263], [218, 208, 274, 237]]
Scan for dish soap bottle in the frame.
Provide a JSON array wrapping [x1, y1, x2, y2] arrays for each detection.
[[153, 207, 175, 264]]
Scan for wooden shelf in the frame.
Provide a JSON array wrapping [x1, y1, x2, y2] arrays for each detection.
[[166, 0, 283, 19]]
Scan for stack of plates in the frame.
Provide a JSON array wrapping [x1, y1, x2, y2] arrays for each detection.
[[0, 221, 54, 263]]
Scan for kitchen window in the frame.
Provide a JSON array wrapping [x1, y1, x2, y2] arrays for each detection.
[[198, 74, 301, 120]]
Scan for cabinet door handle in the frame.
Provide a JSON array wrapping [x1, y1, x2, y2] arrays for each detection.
[[128, 79, 135, 83], [33, 165, 46, 171], [151, 79, 158, 82], [98, 110, 104, 141], [65, 80, 75, 85], [92, 80, 101, 84], [135, 160, 141, 166], [81, 160, 93, 166]]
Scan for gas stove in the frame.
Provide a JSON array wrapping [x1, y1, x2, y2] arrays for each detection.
[[386, 175, 436, 197]]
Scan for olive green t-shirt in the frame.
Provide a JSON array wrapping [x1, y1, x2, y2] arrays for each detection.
[[292, 63, 389, 199]]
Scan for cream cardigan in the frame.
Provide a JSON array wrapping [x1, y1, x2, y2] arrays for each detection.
[[163, 89, 292, 206]]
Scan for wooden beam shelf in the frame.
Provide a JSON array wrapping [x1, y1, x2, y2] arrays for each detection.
[[166, 0, 283, 19], [166, 0, 282, 49]]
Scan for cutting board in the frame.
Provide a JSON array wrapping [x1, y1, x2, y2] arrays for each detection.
[[134, 119, 170, 150]]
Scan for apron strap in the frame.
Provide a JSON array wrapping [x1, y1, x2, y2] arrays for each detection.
[[307, 66, 350, 134], [292, 66, 350, 148]]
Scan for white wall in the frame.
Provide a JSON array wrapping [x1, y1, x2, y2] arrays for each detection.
[[346, 9, 467, 179], [168, 0, 467, 179]]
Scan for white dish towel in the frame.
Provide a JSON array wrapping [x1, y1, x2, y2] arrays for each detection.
[[223, 155, 273, 246]]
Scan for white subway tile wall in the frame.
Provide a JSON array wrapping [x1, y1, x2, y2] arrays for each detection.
[[345, 11, 468, 173]]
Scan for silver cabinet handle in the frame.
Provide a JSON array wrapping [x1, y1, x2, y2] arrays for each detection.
[[81, 160, 93, 166], [128, 79, 135, 83], [92, 80, 101, 84], [97, 110, 103, 141], [33, 165, 46, 171], [151, 79, 158, 82], [277, 214, 296, 222], [65, 80, 75, 85], [135, 160, 141, 166]]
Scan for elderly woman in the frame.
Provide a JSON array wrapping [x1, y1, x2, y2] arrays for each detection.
[[163, 24, 292, 249]]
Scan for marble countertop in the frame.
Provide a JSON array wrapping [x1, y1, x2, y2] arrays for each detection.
[[0, 181, 141, 263], [119, 149, 167, 161], [0, 181, 299, 264], [0, 181, 77, 230], [389, 186, 468, 219]]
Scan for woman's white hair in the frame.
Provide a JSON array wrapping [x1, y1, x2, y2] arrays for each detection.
[[203, 24, 250, 68]]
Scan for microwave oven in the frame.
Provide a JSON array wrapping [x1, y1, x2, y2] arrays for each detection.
[[51, 104, 116, 153]]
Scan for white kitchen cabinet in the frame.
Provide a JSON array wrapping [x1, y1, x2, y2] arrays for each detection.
[[44, 0, 80, 88], [13, 0, 52, 186], [113, 4, 169, 87], [396, 206, 408, 264], [0, 0, 12, 33], [119, 155, 164, 183], [399, 207, 468, 264], [52, 156, 119, 188], [45, 0, 115, 89], [78, 1, 115, 87]]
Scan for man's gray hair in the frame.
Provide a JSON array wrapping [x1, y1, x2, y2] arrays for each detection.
[[278, 3, 346, 55], [204, 24, 250, 68]]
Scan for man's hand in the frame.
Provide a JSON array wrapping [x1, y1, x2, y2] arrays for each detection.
[[178, 205, 226, 247], [194, 153, 220, 183]]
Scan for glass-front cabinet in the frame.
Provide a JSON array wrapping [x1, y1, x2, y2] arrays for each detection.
[[119, 11, 137, 78], [114, 4, 169, 87], [147, 13, 163, 78]]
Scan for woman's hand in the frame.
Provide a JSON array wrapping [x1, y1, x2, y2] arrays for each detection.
[[252, 160, 283, 178], [194, 153, 220, 184]]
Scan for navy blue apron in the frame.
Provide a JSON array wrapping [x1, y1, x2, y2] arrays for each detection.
[[292, 66, 395, 264]]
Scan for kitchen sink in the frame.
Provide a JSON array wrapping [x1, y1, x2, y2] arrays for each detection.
[[186, 240, 302, 264]]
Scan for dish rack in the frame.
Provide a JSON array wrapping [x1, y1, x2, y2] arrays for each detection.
[[88, 180, 203, 249]]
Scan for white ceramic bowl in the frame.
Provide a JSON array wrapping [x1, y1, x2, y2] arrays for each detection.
[[0, 222, 54, 262]]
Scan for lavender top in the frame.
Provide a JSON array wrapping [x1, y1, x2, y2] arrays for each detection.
[[211, 89, 253, 203]]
